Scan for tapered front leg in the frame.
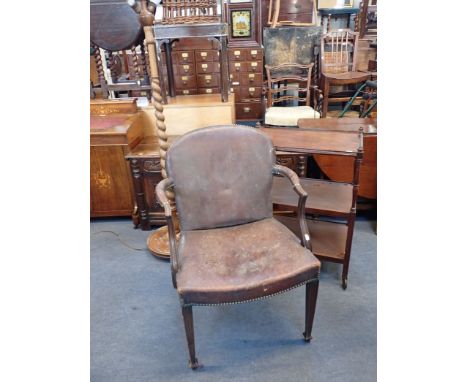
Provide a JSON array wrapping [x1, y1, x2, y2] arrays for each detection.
[[303, 280, 319, 342], [181, 306, 201, 369]]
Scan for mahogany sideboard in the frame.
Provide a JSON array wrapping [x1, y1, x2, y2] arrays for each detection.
[[125, 136, 170, 230], [90, 99, 144, 217]]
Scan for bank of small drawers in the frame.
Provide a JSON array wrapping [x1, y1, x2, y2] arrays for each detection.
[[228, 47, 264, 120], [171, 48, 221, 96], [162, 44, 263, 121]]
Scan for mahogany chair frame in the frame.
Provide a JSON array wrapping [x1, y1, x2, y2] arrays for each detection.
[[320, 29, 370, 117], [262, 63, 323, 127], [155, 126, 321, 368]]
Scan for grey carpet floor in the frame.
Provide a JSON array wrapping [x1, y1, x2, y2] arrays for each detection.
[[91, 217, 376, 382]]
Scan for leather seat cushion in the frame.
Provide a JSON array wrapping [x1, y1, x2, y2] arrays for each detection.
[[265, 106, 320, 127], [176, 218, 320, 305]]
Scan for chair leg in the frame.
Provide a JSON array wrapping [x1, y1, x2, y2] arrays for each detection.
[[322, 78, 329, 118], [181, 306, 201, 369], [303, 279, 319, 342]]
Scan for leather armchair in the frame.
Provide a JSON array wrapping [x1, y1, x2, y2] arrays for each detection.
[[156, 125, 320, 369]]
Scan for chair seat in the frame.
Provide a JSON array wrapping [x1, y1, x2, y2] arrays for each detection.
[[322, 71, 370, 83], [176, 218, 320, 305], [265, 106, 320, 127]]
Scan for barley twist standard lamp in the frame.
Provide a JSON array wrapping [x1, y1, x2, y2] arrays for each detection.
[[140, 1, 179, 259]]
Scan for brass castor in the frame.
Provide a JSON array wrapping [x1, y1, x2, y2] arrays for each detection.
[[303, 332, 312, 342]]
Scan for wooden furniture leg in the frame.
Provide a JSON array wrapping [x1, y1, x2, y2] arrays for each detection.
[[219, 36, 229, 102], [165, 41, 176, 98], [272, 0, 281, 28], [321, 77, 329, 118], [342, 214, 356, 290], [181, 306, 201, 369], [303, 280, 319, 342]]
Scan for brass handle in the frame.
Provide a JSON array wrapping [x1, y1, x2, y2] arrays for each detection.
[[243, 107, 251, 113], [206, 79, 211, 84]]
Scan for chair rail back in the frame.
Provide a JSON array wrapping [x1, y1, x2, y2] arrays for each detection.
[[321, 29, 359, 75], [265, 63, 314, 108]]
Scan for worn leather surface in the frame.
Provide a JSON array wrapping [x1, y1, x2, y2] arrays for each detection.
[[166, 125, 276, 231], [176, 218, 320, 305]]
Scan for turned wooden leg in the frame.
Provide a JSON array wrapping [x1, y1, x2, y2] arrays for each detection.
[[341, 215, 356, 290], [303, 279, 319, 342], [181, 306, 201, 369], [322, 78, 329, 118]]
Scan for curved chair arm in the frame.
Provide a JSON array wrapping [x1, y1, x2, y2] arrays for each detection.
[[272, 165, 312, 252], [155, 177, 179, 287]]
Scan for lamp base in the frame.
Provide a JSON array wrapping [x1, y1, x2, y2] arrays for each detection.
[[147, 226, 172, 260]]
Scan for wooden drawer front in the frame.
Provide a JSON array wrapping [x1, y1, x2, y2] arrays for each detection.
[[229, 61, 247, 73], [230, 72, 241, 83], [200, 87, 220, 95], [228, 49, 246, 61], [195, 50, 216, 62], [176, 51, 194, 64], [175, 64, 195, 75], [247, 61, 262, 73], [174, 75, 197, 89], [196, 61, 219, 74], [230, 86, 241, 102], [245, 48, 261, 61], [240, 73, 263, 86], [197, 74, 220, 88], [240, 86, 262, 100], [235, 102, 263, 120], [175, 88, 198, 96]]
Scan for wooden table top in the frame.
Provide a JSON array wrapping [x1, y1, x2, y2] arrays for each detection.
[[125, 135, 179, 159], [258, 127, 363, 156], [297, 118, 377, 134]]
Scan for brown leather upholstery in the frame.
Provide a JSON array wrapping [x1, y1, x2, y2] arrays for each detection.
[[177, 218, 320, 305], [166, 125, 276, 231], [157, 124, 321, 368]]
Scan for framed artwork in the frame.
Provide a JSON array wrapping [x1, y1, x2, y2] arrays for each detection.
[[231, 10, 252, 38], [225, 0, 261, 46]]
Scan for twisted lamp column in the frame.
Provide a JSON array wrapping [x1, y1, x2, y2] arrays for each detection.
[[141, 2, 179, 259]]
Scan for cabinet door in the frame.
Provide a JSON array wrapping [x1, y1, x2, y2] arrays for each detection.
[[90, 145, 134, 217]]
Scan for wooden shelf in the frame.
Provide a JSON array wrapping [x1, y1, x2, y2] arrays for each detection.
[[272, 177, 353, 216], [274, 215, 347, 262], [259, 127, 362, 156]]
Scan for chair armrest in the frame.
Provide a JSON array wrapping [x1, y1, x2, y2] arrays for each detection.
[[155, 177, 179, 287], [272, 165, 312, 252]]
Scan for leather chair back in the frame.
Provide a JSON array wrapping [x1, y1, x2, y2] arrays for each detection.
[[166, 125, 276, 231]]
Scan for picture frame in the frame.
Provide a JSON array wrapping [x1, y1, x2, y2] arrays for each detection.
[[230, 10, 252, 39]]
